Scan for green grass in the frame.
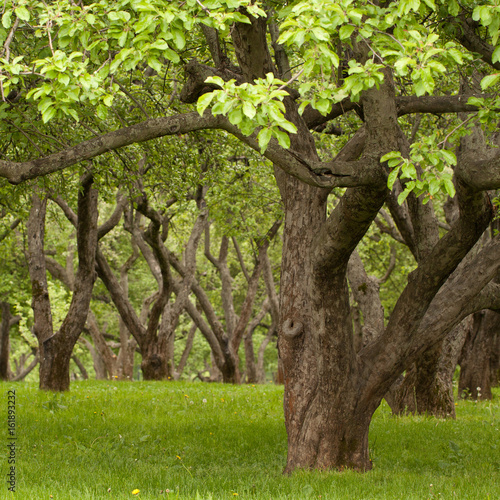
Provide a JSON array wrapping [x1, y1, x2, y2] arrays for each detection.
[[3, 381, 500, 499]]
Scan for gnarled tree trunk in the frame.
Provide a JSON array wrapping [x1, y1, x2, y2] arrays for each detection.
[[28, 175, 98, 391]]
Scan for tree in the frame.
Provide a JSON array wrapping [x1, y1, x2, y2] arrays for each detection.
[[1, 0, 500, 471], [27, 174, 98, 391]]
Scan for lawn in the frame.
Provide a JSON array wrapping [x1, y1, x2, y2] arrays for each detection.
[[4, 381, 500, 499]]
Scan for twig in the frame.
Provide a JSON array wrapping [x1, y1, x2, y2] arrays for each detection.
[[2, 17, 19, 62], [437, 115, 474, 148], [277, 67, 305, 92]]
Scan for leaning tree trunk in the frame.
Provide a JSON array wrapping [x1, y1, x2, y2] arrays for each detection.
[[458, 309, 499, 400], [387, 318, 471, 417]]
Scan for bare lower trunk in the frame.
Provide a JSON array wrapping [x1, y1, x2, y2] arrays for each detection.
[[39, 336, 75, 391], [278, 175, 378, 472], [0, 302, 12, 381], [140, 343, 170, 380], [491, 324, 500, 387], [244, 332, 258, 384], [388, 319, 470, 417], [459, 310, 498, 400]]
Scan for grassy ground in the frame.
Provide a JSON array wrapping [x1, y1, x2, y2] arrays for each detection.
[[3, 380, 499, 499]]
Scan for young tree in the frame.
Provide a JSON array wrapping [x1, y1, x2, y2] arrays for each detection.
[[1, 0, 500, 471]]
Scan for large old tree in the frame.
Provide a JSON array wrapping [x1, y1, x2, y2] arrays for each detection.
[[1, 0, 500, 471]]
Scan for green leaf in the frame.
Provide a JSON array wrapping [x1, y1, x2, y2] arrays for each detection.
[[118, 31, 128, 47], [492, 46, 500, 65], [274, 128, 291, 149], [2, 10, 12, 29], [14, 6, 30, 22], [480, 73, 500, 90], [311, 27, 330, 41], [164, 48, 180, 64], [228, 108, 243, 125], [257, 127, 272, 153], [278, 120, 297, 134], [67, 107, 80, 122], [42, 106, 57, 123], [440, 150, 457, 166], [242, 101, 256, 119], [443, 177, 455, 197], [381, 151, 401, 162], [196, 92, 216, 116], [387, 165, 401, 190], [428, 177, 440, 196], [339, 25, 355, 40], [172, 29, 186, 50], [102, 94, 114, 107], [397, 187, 411, 205]]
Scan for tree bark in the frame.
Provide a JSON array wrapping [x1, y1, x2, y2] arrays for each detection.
[[459, 310, 500, 400], [0, 302, 12, 380], [28, 175, 99, 391], [387, 318, 471, 417]]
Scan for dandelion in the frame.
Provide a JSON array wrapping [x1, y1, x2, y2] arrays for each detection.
[[189, 401, 194, 405], [132, 489, 140, 495], [202, 399, 207, 403], [221, 398, 224, 402]]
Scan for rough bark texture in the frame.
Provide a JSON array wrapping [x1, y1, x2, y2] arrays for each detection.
[[387, 318, 471, 417], [0, 302, 12, 380], [28, 176, 99, 391], [459, 310, 500, 400]]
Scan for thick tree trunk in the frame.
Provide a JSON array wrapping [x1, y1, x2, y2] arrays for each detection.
[[277, 174, 378, 471], [140, 336, 170, 381], [388, 318, 470, 417], [458, 310, 499, 400], [39, 335, 76, 390]]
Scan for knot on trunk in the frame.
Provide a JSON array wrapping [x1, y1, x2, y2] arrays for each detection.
[[283, 318, 303, 339]]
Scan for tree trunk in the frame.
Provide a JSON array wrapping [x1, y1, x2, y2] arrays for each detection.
[[39, 335, 76, 390], [277, 174, 375, 471], [491, 321, 500, 387], [174, 323, 197, 379], [140, 342, 170, 380], [28, 175, 99, 392], [71, 354, 89, 380], [80, 337, 108, 380], [387, 318, 470, 417], [0, 302, 12, 381], [458, 310, 499, 400]]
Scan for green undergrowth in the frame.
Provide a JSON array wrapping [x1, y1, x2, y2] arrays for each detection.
[[3, 381, 499, 499]]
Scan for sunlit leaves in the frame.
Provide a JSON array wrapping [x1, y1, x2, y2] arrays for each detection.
[[196, 74, 297, 153], [381, 141, 457, 205]]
